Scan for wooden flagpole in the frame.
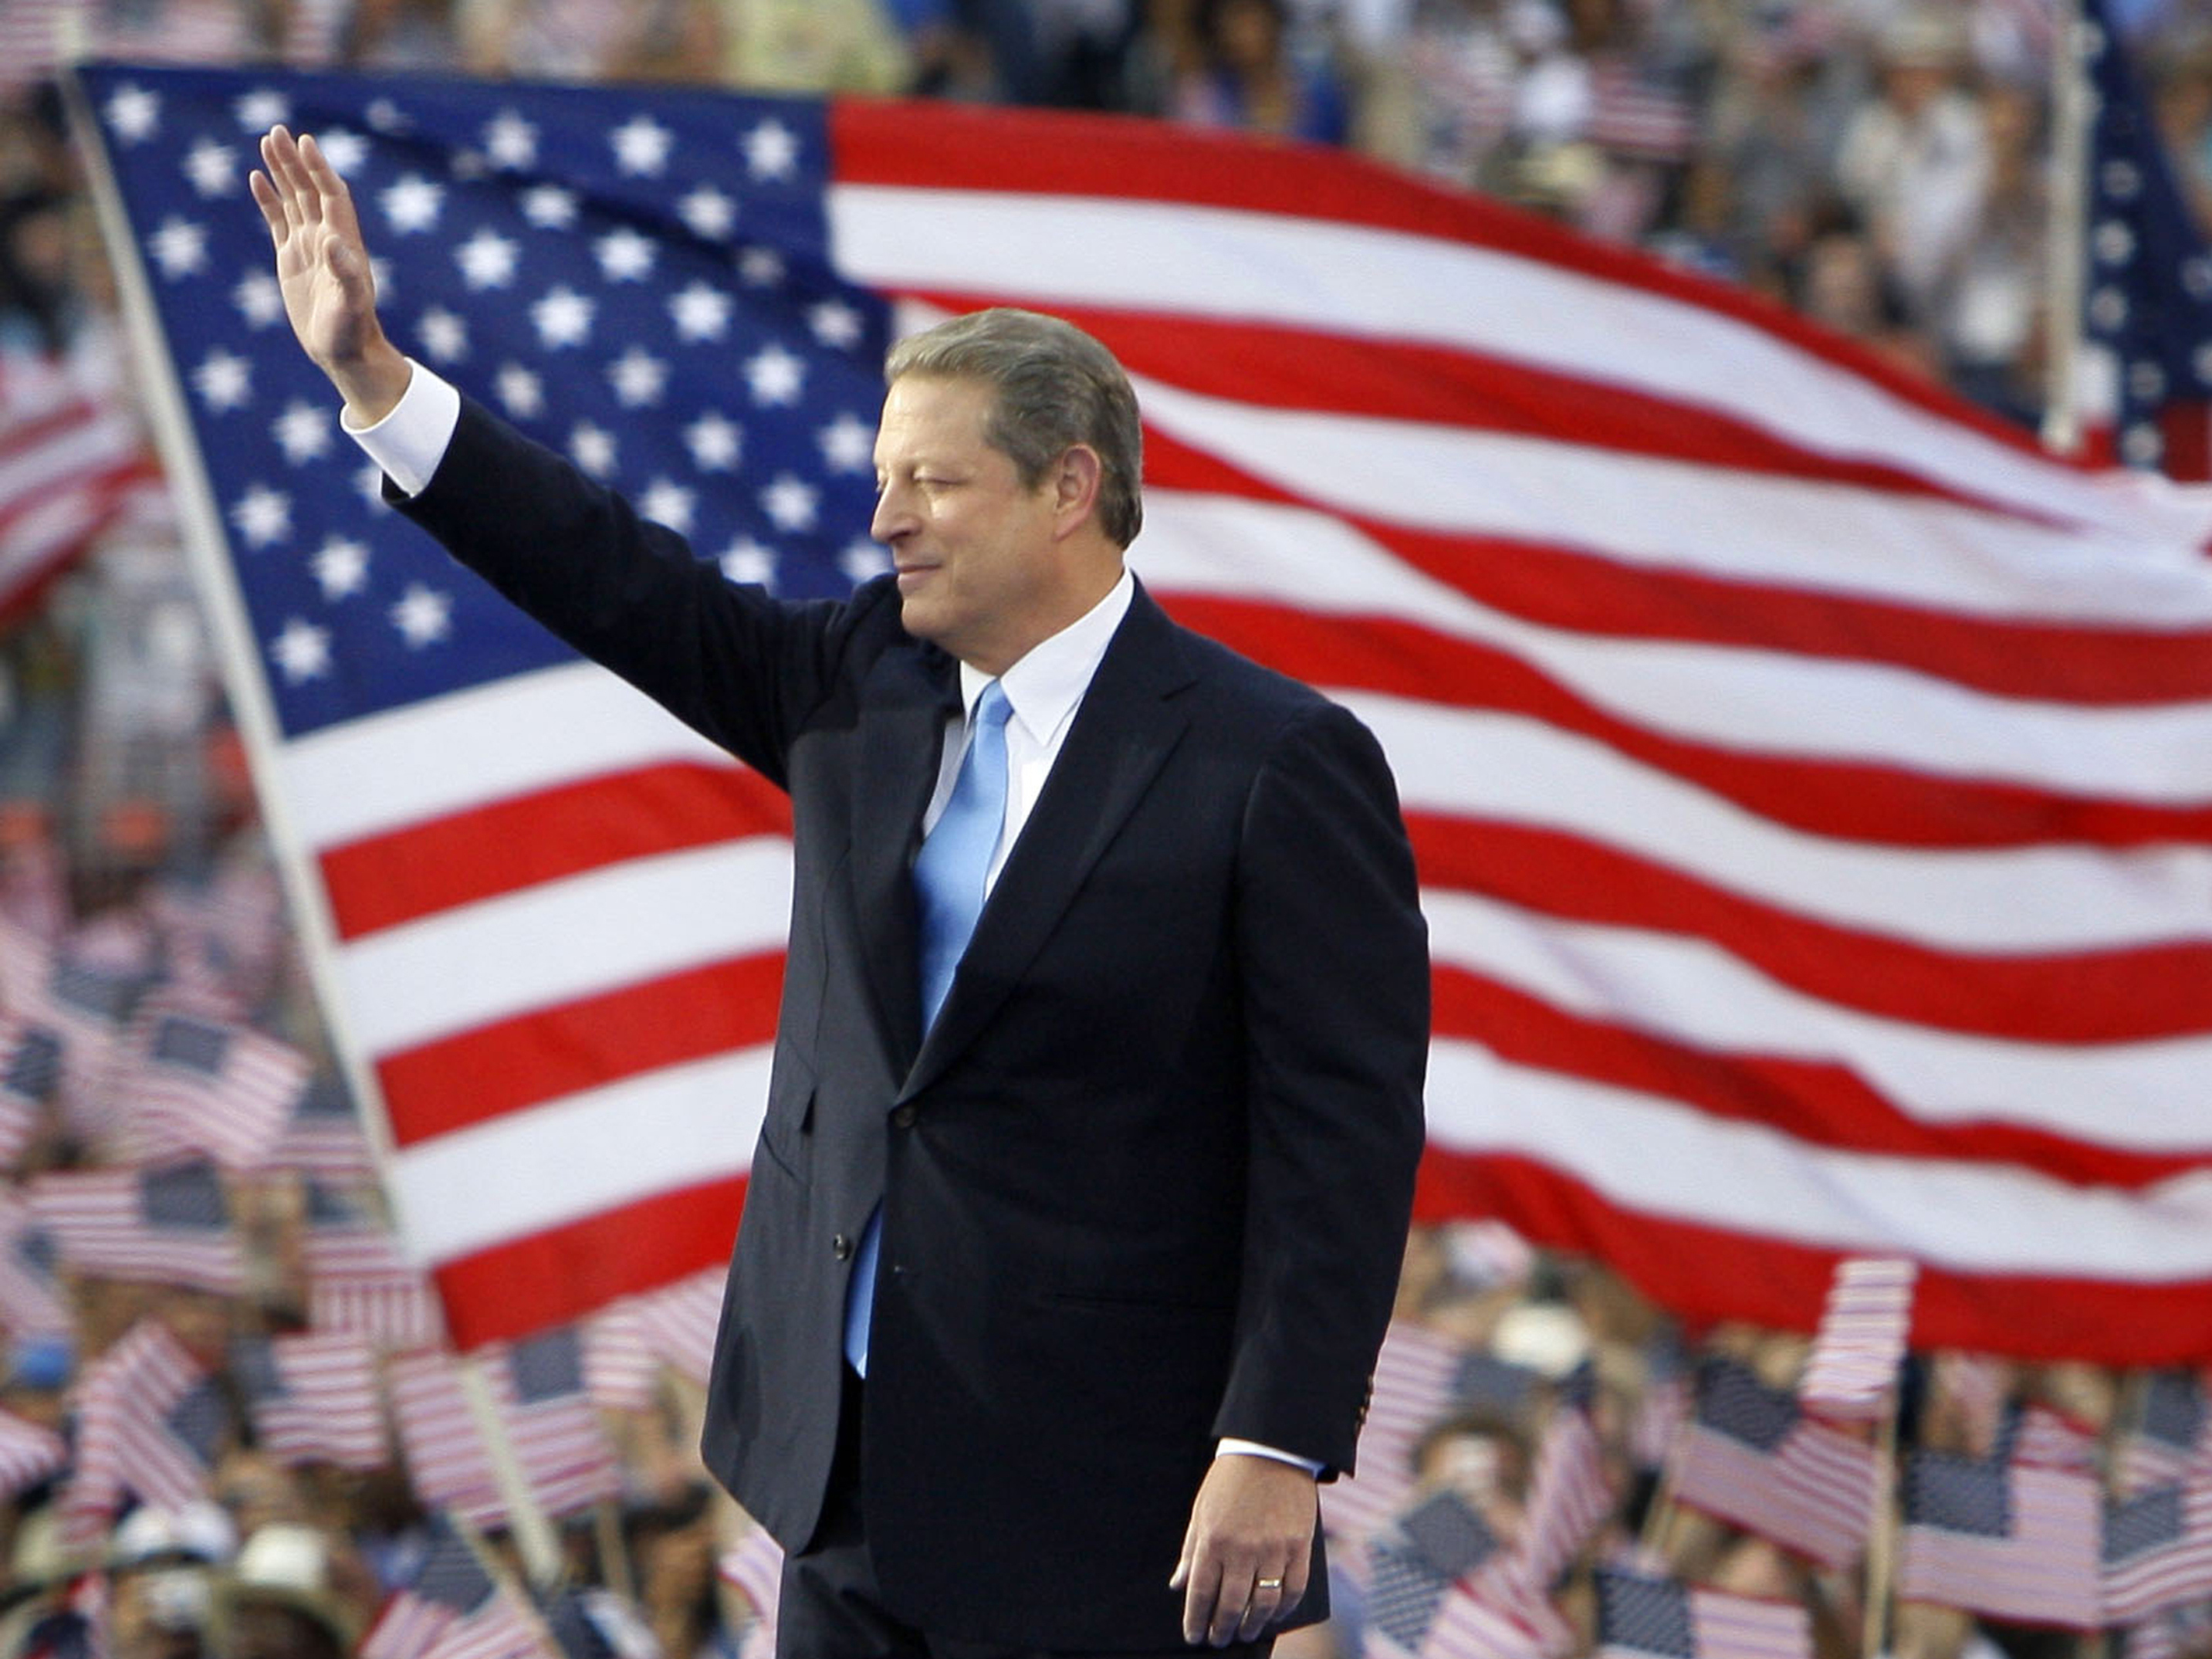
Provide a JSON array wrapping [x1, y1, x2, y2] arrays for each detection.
[[1861, 1397, 1903, 1659], [2044, 0, 2092, 455], [457, 1354, 566, 1587]]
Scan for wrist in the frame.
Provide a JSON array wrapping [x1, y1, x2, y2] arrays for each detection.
[[326, 336, 410, 428]]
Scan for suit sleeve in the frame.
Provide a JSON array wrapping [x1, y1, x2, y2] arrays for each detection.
[[1212, 700, 1429, 1476], [390, 393, 873, 786]]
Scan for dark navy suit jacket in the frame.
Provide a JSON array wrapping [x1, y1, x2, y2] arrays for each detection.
[[395, 395, 1431, 1647]]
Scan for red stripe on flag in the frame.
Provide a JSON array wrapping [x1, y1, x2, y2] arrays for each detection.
[[1417, 1149, 2212, 1365], [1413, 817, 2212, 1044], [377, 953, 783, 1144], [322, 763, 791, 939], [1430, 969, 2200, 1188], [898, 299, 2031, 517], [431, 1177, 745, 1349], [1146, 435, 2212, 711], [828, 100, 2069, 465], [1169, 594, 2212, 851]]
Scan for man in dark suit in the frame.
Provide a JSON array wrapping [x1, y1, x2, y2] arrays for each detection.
[[252, 125, 1429, 1656]]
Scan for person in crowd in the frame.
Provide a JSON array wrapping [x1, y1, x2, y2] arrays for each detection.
[[1835, 8, 1990, 327], [1172, 0, 1351, 142]]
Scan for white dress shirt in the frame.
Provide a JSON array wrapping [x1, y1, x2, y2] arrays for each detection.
[[925, 572, 1131, 888], [342, 361, 1321, 1475]]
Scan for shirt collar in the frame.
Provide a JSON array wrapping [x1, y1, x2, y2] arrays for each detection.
[[957, 570, 1134, 745]]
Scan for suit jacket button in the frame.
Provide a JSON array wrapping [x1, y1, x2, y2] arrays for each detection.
[[891, 1105, 917, 1129], [831, 1233, 852, 1261]]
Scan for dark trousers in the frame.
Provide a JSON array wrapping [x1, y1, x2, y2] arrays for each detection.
[[775, 1367, 1274, 1659]]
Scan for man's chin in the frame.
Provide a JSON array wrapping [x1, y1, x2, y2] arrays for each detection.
[[895, 590, 942, 643]]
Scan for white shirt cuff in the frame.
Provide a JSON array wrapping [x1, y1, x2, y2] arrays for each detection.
[[1216, 1437, 1324, 1476], [341, 357, 460, 498]]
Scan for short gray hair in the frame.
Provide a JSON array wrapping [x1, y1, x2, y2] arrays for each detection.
[[885, 308, 1144, 549]]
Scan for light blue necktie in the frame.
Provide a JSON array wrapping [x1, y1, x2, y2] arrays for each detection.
[[844, 681, 1013, 1374]]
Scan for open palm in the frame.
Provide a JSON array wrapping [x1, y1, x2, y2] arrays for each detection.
[[249, 127, 391, 384]]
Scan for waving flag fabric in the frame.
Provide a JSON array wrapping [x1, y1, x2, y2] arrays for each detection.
[[1898, 1441, 2102, 1629], [2103, 1473, 2212, 1623], [234, 1330, 387, 1472], [26, 1159, 245, 1294], [0, 1410, 66, 1502], [1797, 1256, 1915, 1422], [1595, 1568, 1811, 1659], [2119, 1373, 2210, 1497], [63, 1318, 225, 1546], [76, 61, 2212, 1359], [0, 347, 155, 626], [2076, 0, 2212, 479], [1365, 1488, 1566, 1659], [1666, 1356, 1875, 1569], [1518, 1370, 1615, 1588], [360, 1515, 550, 1659]]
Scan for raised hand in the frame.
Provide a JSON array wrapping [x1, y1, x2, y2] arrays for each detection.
[[248, 125, 410, 424]]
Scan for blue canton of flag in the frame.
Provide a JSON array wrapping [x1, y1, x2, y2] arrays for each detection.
[[510, 1323, 586, 1403], [1663, 1356, 1875, 1570], [164, 1375, 232, 1467], [1897, 1441, 2103, 1628], [361, 1513, 544, 1659], [1453, 1350, 1542, 1417], [2121, 1372, 2210, 1496], [81, 63, 891, 741], [1596, 1568, 1811, 1659], [1597, 1569, 1696, 1658], [1366, 1489, 1504, 1652], [2078, 0, 2212, 478], [2104, 1478, 2212, 1622], [2139, 1373, 2208, 1459], [1909, 1447, 2014, 1540], [1, 1027, 58, 1103]]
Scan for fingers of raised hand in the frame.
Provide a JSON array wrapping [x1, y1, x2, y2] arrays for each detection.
[[247, 165, 287, 239], [262, 127, 323, 225], [297, 133, 360, 231]]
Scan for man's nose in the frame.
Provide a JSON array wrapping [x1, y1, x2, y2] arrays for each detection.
[[870, 483, 910, 543]]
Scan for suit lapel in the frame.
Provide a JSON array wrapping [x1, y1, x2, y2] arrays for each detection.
[[900, 587, 1197, 1101], [853, 644, 961, 1069]]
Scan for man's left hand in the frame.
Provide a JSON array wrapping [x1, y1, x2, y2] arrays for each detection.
[[1169, 1454, 1317, 1647]]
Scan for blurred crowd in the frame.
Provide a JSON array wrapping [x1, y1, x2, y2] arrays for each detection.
[[13, 0, 2212, 425], [0, 0, 2207, 1655]]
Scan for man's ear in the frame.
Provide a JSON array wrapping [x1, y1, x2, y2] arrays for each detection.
[[1051, 445, 1104, 537]]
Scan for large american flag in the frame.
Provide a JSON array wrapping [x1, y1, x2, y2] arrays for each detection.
[[76, 62, 2212, 1360], [2076, 0, 2212, 479]]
